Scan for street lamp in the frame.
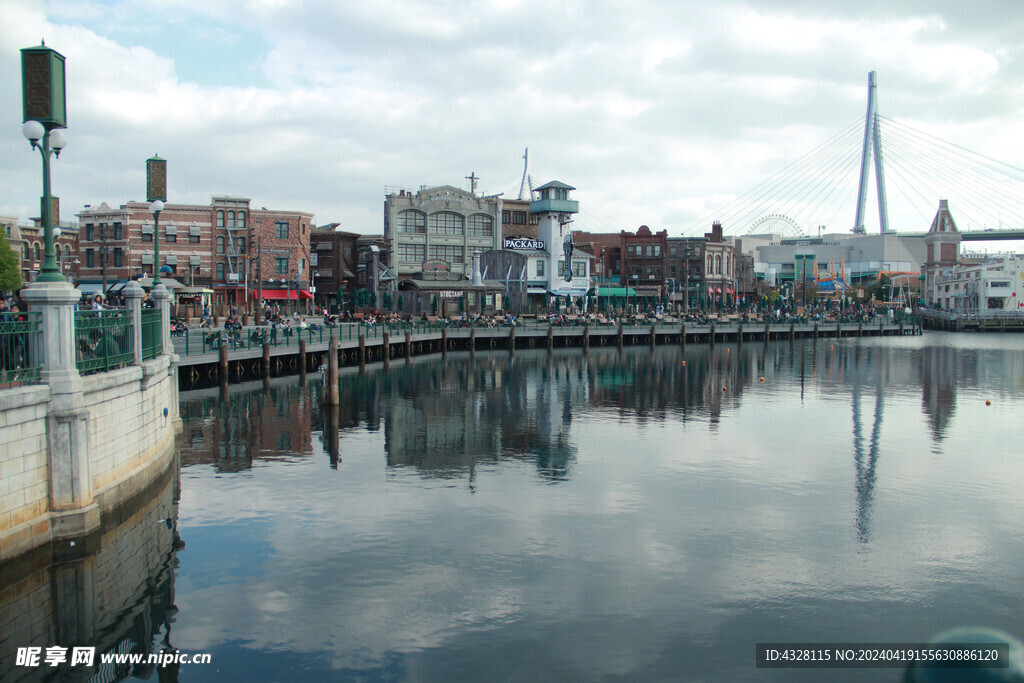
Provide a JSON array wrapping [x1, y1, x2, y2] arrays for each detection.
[[150, 200, 164, 285], [22, 120, 68, 283]]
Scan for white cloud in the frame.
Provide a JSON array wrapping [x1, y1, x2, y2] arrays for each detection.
[[1, 0, 1022, 236]]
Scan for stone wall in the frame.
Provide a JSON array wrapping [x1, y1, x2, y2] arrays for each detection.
[[0, 386, 52, 559], [0, 355, 179, 562]]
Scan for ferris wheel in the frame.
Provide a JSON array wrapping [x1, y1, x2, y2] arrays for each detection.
[[746, 213, 804, 237]]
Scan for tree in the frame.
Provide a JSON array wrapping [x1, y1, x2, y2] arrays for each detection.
[[0, 230, 22, 292]]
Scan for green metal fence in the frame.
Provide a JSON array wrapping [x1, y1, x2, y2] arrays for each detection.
[[0, 311, 43, 384], [141, 308, 163, 361], [75, 309, 134, 374]]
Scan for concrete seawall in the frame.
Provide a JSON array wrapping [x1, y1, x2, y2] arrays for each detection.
[[0, 355, 180, 562]]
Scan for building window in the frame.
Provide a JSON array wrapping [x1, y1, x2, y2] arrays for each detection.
[[23, 243, 30, 259], [428, 245, 464, 263], [113, 248, 123, 267], [536, 260, 545, 276], [397, 244, 426, 262], [715, 255, 721, 275], [512, 211, 527, 225], [275, 257, 289, 275], [238, 211, 246, 228], [216, 262, 225, 280], [707, 255, 713, 274], [275, 221, 289, 239], [397, 210, 426, 233], [428, 212, 464, 236], [113, 222, 122, 240], [165, 229, 176, 243], [670, 247, 677, 257], [502, 210, 511, 224], [216, 236, 225, 254], [467, 214, 493, 237], [190, 232, 200, 244], [573, 261, 586, 277], [645, 244, 661, 257], [85, 224, 94, 241], [216, 211, 224, 228], [227, 211, 235, 229], [236, 237, 246, 254], [34, 243, 41, 261], [86, 249, 95, 268]]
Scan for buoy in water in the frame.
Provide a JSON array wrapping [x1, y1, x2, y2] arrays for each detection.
[[759, 377, 765, 383], [986, 400, 991, 406], [681, 361, 686, 366], [722, 386, 727, 392]]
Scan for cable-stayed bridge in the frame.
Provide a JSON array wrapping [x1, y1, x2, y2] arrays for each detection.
[[685, 72, 1024, 242]]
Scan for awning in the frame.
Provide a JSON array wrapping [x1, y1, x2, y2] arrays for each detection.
[[254, 289, 313, 300], [595, 286, 637, 297]]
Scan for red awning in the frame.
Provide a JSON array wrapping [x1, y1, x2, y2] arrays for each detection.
[[254, 289, 313, 300]]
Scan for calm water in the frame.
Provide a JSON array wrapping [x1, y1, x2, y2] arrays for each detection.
[[4, 333, 1024, 682]]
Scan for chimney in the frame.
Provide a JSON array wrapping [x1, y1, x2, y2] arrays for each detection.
[[471, 251, 483, 286]]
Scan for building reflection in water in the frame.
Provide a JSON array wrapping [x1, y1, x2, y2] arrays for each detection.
[[0, 462, 183, 683], [179, 380, 313, 471], [176, 340, 1022, 542]]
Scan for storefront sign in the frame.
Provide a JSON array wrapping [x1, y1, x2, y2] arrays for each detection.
[[503, 238, 544, 251]]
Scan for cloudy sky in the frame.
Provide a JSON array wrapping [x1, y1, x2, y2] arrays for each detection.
[[2, 0, 1023, 238]]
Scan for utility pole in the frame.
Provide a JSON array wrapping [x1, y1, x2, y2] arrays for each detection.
[[255, 235, 263, 324], [99, 222, 107, 296]]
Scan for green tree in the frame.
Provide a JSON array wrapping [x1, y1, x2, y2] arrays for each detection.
[[0, 230, 22, 292]]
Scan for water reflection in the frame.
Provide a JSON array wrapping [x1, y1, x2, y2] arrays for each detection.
[[166, 338, 1024, 681], [0, 465, 182, 682]]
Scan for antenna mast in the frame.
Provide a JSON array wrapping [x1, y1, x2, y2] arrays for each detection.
[[518, 148, 529, 200]]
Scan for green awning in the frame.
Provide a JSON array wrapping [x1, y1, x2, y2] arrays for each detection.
[[596, 286, 637, 297]]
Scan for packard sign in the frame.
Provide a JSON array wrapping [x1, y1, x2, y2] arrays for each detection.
[[503, 238, 544, 251]]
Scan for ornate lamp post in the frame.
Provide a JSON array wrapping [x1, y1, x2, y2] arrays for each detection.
[[21, 40, 69, 283]]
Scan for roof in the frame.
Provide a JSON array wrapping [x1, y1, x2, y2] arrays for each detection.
[[533, 180, 576, 191], [400, 279, 505, 291]]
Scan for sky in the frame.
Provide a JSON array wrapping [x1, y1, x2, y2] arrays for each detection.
[[2, 0, 1023, 239]]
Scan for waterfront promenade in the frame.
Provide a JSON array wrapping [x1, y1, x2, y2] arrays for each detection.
[[173, 316, 919, 387]]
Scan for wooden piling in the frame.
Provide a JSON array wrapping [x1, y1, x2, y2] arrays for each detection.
[[681, 322, 687, 349], [298, 339, 307, 384], [470, 328, 476, 353], [442, 327, 449, 359], [790, 322, 795, 342], [405, 331, 412, 359], [549, 326, 555, 353], [737, 323, 743, 345], [219, 344, 229, 383], [325, 335, 339, 405], [509, 325, 516, 353], [262, 342, 271, 378], [617, 324, 623, 350], [650, 323, 657, 348], [710, 322, 716, 346], [358, 333, 366, 368], [584, 324, 590, 352], [382, 330, 390, 370]]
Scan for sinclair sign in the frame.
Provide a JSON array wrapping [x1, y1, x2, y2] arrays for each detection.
[[503, 237, 544, 250]]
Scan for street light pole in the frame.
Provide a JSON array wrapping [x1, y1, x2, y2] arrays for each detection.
[[22, 122, 68, 283]]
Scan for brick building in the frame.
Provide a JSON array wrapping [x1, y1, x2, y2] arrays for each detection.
[[310, 224, 361, 310], [621, 225, 668, 299], [666, 236, 706, 310], [76, 197, 313, 311], [2, 212, 80, 286]]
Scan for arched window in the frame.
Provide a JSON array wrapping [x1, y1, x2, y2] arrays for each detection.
[[428, 212, 464, 236], [396, 210, 426, 233], [236, 237, 246, 254], [237, 211, 246, 228], [216, 210, 224, 227], [707, 255, 713, 274], [216, 236, 225, 254], [216, 262, 226, 280], [227, 211, 235, 229], [35, 243, 41, 261], [23, 243, 30, 259], [715, 254, 721, 275], [467, 214, 493, 237]]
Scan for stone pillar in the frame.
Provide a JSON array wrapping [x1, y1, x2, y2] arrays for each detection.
[[122, 281, 145, 365], [149, 284, 173, 356], [21, 281, 98, 540]]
